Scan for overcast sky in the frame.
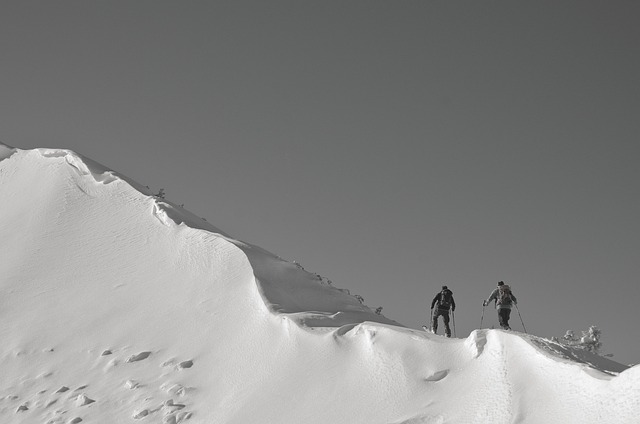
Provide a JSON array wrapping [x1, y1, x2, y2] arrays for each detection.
[[2, 1, 639, 364]]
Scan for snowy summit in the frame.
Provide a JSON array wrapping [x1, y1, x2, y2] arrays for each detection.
[[0, 143, 638, 423]]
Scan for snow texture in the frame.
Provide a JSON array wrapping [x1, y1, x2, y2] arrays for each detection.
[[0, 143, 638, 423]]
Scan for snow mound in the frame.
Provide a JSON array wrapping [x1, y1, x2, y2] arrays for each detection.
[[1, 143, 638, 423]]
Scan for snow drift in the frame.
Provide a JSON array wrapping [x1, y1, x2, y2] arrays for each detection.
[[0, 143, 638, 424]]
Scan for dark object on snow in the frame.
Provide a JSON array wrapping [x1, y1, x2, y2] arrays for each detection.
[[429, 285, 456, 337], [483, 281, 518, 330]]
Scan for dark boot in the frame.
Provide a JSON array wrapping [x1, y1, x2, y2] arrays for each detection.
[[443, 312, 451, 337], [498, 308, 511, 330]]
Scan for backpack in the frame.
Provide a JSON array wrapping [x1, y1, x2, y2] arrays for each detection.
[[497, 285, 513, 306], [439, 289, 453, 310]]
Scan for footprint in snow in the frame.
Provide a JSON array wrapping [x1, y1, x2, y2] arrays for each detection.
[[126, 351, 152, 362], [125, 379, 142, 389], [424, 369, 449, 382], [163, 399, 186, 412], [75, 394, 95, 406], [161, 358, 194, 370], [162, 382, 194, 397], [133, 409, 149, 419], [177, 360, 194, 369]]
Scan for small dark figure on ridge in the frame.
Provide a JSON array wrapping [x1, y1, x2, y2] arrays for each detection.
[[483, 281, 517, 330], [430, 285, 456, 337]]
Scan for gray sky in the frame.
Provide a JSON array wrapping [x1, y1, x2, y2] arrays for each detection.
[[2, 1, 639, 364]]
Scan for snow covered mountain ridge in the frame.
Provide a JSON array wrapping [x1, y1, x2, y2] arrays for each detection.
[[1, 143, 638, 423]]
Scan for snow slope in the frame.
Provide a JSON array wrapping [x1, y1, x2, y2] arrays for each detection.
[[0, 143, 638, 424]]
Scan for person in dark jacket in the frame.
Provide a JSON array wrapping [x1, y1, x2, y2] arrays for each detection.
[[483, 281, 518, 330], [430, 285, 456, 337]]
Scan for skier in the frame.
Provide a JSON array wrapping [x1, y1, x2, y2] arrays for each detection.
[[429, 285, 456, 337], [483, 281, 517, 330]]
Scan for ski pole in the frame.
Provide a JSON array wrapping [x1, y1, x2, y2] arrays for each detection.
[[429, 307, 434, 333], [480, 303, 485, 329], [452, 310, 457, 337], [515, 303, 527, 334]]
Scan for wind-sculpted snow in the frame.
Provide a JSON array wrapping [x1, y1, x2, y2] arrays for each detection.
[[1, 143, 638, 423], [524, 333, 629, 375], [0, 142, 16, 160]]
